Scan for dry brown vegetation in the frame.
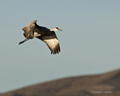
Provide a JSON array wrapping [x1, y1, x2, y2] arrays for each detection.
[[0, 69, 120, 96]]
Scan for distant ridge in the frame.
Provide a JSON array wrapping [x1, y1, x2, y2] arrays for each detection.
[[0, 69, 120, 96]]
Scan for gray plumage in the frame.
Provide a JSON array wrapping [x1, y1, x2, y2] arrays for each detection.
[[19, 20, 62, 54]]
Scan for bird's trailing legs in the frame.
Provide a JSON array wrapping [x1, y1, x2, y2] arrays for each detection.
[[19, 38, 29, 45]]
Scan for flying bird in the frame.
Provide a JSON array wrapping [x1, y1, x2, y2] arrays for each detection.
[[19, 20, 62, 54]]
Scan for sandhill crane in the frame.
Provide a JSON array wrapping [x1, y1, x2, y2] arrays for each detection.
[[19, 20, 62, 54]]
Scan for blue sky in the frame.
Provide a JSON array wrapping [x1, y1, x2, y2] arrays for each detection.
[[0, 0, 120, 93]]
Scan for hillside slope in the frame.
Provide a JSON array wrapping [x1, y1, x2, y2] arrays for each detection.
[[0, 69, 120, 96]]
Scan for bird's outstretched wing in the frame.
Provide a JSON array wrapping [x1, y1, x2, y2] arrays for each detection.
[[22, 20, 37, 39], [22, 20, 50, 38], [37, 33, 60, 54]]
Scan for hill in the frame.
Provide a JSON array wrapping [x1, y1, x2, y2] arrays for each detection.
[[0, 69, 120, 96]]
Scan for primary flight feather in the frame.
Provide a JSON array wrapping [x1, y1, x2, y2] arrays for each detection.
[[19, 20, 62, 54]]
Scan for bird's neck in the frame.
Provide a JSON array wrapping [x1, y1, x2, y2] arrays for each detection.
[[50, 28, 58, 31]]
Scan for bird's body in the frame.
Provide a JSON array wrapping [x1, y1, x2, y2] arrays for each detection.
[[19, 20, 62, 54]]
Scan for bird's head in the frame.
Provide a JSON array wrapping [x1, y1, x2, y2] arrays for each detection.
[[50, 27, 62, 31], [55, 27, 62, 31]]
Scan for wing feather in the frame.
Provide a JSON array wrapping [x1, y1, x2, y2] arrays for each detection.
[[39, 34, 60, 54], [22, 20, 37, 39]]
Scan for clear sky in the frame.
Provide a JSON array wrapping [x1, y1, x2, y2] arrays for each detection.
[[0, 0, 120, 93]]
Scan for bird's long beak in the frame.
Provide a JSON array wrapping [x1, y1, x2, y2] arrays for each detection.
[[58, 28, 62, 31]]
